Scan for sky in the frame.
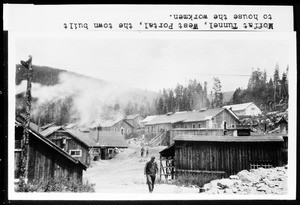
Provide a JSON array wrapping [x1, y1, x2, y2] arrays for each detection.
[[15, 33, 292, 93]]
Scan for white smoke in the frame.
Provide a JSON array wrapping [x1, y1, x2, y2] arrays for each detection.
[[15, 71, 138, 126]]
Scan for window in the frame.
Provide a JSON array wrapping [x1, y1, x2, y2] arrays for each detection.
[[231, 124, 235, 128], [151, 126, 154, 132], [250, 163, 273, 169], [148, 126, 150, 132], [192, 124, 196, 128], [69, 150, 82, 157], [198, 123, 201, 128], [127, 128, 130, 134], [108, 148, 114, 155], [184, 124, 187, 128]]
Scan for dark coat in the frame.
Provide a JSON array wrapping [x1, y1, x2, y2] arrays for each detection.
[[144, 161, 158, 176]]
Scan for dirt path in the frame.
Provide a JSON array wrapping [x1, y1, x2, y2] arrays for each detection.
[[83, 145, 198, 194]]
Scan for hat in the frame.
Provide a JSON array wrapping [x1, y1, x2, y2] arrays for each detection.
[[151, 156, 155, 159]]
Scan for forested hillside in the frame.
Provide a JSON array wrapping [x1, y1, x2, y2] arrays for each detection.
[[15, 65, 158, 126]]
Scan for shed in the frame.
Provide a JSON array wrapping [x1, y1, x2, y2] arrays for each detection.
[[15, 120, 87, 183], [160, 134, 284, 185]]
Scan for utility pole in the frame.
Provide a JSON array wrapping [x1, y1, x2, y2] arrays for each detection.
[[19, 55, 33, 183]]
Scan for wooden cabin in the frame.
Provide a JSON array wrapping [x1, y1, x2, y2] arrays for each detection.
[[159, 134, 284, 186], [15, 120, 87, 183], [40, 126, 90, 166]]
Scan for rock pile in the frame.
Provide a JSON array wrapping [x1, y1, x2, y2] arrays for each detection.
[[201, 166, 288, 195]]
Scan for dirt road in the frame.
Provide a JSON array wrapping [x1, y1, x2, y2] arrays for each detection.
[[83, 145, 198, 194]]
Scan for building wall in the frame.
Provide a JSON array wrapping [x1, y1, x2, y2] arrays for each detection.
[[47, 131, 90, 166], [245, 104, 262, 116], [102, 120, 133, 136], [174, 140, 283, 176], [144, 123, 173, 139], [126, 115, 143, 129], [212, 109, 240, 128], [18, 132, 84, 183]]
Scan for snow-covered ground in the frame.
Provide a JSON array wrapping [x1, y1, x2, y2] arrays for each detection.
[[83, 145, 199, 194]]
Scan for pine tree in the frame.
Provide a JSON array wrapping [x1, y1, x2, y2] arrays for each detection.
[[273, 63, 280, 102], [212, 77, 223, 108]]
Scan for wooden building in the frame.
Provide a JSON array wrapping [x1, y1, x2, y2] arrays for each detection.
[[144, 108, 240, 138], [41, 126, 90, 166], [15, 120, 87, 183], [67, 130, 128, 160], [125, 114, 143, 129], [223, 102, 262, 116], [159, 134, 284, 185], [99, 117, 134, 137]]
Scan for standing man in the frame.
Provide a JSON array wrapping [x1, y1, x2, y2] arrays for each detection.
[[144, 156, 158, 193], [146, 146, 149, 157], [141, 146, 145, 157]]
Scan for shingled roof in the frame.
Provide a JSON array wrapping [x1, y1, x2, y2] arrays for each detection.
[[67, 130, 128, 148]]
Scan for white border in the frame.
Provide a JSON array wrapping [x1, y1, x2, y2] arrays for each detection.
[[7, 31, 296, 201]]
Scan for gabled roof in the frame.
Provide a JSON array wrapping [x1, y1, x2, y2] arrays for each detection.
[[145, 108, 231, 125], [276, 116, 288, 124], [174, 134, 284, 142], [223, 102, 257, 111], [125, 114, 140, 120], [100, 117, 124, 127], [40, 126, 62, 137], [140, 115, 158, 123], [15, 120, 87, 170], [67, 129, 97, 147], [67, 130, 128, 148]]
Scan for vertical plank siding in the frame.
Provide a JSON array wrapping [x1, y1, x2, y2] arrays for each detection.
[[27, 134, 83, 183], [175, 141, 284, 176]]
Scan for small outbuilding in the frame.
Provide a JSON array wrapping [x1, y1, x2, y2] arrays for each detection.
[[160, 134, 285, 186]]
